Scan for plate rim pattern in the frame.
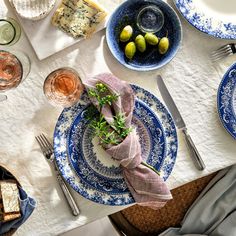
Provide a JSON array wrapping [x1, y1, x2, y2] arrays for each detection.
[[174, 0, 236, 40], [217, 63, 236, 139]]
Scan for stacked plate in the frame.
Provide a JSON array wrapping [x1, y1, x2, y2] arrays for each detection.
[[217, 63, 236, 139], [53, 85, 178, 205]]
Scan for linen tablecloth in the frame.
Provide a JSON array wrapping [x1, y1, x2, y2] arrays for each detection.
[[0, 0, 236, 235]]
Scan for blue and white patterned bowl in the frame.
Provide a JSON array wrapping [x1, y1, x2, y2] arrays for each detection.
[[217, 63, 236, 139], [106, 0, 182, 71]]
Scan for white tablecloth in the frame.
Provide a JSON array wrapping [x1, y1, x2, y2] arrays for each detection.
[[0, 0, 236, 235]]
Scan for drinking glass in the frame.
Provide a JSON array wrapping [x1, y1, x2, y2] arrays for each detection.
[[43, 67, 84, 107], [0, 49, 31, 99], [136, 5, 164, 33], [0, 17, 21, 46]]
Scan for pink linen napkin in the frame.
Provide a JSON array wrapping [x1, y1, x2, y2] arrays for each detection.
[[84, 73, 172, 209]]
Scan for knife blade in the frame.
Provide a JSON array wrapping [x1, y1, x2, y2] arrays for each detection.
[[156, 75, 206, 171]]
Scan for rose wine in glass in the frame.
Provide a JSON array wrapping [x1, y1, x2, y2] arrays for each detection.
[[43, 67, 84, 107], [0, 49, 30, 92], [0, 50, 23, 91]]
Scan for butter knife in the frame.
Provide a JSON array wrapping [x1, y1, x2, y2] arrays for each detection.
[[156, 75, 206, 171]]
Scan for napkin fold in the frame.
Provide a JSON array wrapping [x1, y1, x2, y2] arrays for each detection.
[[84, 73, 172, 209]]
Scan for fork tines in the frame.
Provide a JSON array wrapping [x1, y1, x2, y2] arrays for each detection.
[[211, 43, 236, 62], [35, 134, 53, 159]]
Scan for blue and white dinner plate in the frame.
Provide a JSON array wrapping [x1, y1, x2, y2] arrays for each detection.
[[174, 0, 236, 39], [53, 85, 178, 205], [217, 63, 236, 139]]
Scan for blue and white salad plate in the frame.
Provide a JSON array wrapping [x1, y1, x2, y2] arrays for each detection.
[[174, 0, 236, 39], [54, 85, 178, 206], [217, 63, 236, 139]]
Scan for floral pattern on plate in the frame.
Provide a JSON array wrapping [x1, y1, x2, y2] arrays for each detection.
[[53, 84, 178, 205], [218, 63, 236, 139], [67, 100, 166, 195], [175, 0, 236, 39]]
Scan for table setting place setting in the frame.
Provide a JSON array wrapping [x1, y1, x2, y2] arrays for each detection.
[[0, 0, 236, 235]]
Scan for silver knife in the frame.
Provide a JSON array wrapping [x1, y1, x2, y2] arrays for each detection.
[[156, 75, 206, 171]]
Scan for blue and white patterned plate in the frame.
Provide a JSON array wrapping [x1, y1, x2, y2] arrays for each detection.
[[217, 63, 236, 139], [53, 85, 178, 205], [174, 0, 236, 39]]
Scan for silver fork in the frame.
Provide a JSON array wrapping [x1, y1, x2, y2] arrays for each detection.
[[35, 134, 80, 216], [211, 43, 236, 62]]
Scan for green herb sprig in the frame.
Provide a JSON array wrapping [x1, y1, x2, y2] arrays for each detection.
[[87, 83, 132, 146]]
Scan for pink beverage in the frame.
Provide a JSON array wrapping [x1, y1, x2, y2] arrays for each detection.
[[0, 50, 23, 91], [43, 67, 84, 107]]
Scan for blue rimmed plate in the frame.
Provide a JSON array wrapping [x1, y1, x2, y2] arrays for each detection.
[[174, 0, 236, 39], [217, 63, 236, 139], [53, 85, 178, 205]]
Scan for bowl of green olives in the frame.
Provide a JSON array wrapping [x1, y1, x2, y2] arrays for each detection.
[[106, 0, 182, 71]]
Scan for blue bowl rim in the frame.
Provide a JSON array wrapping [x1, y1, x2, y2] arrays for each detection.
[[106, 0, 183, 71]]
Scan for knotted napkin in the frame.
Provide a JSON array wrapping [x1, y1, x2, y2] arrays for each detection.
[[84, 73, 172, 209]]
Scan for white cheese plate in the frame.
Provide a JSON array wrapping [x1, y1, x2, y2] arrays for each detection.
[[10, 0, 124, 60]]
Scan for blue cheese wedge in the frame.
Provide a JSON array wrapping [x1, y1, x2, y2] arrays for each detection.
[[52, 0, 107, 38]]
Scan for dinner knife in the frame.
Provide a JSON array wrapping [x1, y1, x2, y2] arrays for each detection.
[[156, 75, 206, 171]]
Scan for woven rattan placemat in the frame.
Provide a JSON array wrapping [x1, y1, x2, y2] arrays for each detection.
[[111, 173, 217, 235]]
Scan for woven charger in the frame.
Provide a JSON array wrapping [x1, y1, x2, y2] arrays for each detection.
[[109, 173, 217, 235], [0, 164, 21, 236]]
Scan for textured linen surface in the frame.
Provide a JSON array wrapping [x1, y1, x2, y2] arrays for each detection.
[[84, 73, 172, 209], [159, 164, 236, 236], [0, 0, 236, 235]]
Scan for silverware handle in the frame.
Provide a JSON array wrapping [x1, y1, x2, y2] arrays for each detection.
[[57, 174, 80, 216], [182, 129, 206, 171]]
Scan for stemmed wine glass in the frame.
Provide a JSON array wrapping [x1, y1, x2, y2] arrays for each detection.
[[0, 17, 27, 102], [0, 49, 31, 100]]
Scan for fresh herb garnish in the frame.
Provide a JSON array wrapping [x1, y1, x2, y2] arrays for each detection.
[[87, 83, 132, 146]]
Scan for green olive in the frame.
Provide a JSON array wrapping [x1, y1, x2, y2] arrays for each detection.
[[158, 37, 169, 54], [144, 33, 159, 45], [119, 25, 133, 42], [135, 35, 146, 53], [125, 42, 136, 60]]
